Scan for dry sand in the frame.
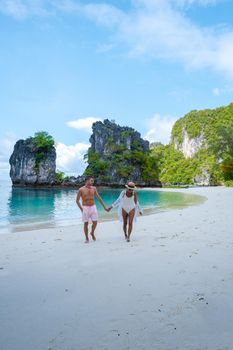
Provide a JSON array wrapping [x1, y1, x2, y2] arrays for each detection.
[[0, 187, 233, 350]]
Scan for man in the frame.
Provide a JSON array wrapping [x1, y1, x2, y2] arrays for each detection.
[[76, 176, 108, 243]]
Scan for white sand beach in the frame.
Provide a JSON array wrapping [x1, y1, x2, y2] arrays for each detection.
[[1, 186, 233, 350]]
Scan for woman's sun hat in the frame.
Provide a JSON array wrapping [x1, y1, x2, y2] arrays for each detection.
[[125, 181, 137, 190]]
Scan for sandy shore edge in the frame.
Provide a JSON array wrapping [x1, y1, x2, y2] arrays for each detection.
[[1, 186, 233, 350]]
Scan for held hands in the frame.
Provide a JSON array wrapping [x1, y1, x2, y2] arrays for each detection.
[[105, 206, 112, 212]]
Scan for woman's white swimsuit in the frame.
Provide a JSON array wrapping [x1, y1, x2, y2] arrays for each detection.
[[121, 193, 135, 213]]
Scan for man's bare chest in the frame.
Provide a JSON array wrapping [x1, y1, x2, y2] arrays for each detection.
[[82, 187, 95, 198]]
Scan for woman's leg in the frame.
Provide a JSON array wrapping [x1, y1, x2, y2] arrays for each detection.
[[122, 209, 129, 239], [127, 208, 136, 241]]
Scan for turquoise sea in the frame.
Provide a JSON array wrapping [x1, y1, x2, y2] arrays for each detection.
[[0, 180, 204, 234]]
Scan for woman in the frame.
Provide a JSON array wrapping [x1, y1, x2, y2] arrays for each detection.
[[107, 182, 142, 242]]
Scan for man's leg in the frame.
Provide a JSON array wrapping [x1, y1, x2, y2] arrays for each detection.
[[90, 221, 97, 241], [84, 222, 89, 243], [122, 209, 129, 240], [127, 208, 135, 242]]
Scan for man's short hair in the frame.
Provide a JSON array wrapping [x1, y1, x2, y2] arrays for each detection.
[[85, 175, 93, 182]]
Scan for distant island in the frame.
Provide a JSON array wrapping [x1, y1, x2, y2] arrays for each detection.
[[9, 132, 56, 187], [9, 103, 233, 187], [154, 102, 233, 186]]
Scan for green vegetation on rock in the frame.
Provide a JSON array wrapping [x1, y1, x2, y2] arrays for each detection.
[[155, 103, 233, 186], [85, 120, 158, 183], [85, 132, 159, 183], [172, 103, 233, 147], [35, 152, 45, 171], [31, 131, 55, 151], [84, 150, 109, 177], [150, 143, 222, 185], [55, 170, 65, 183], [27, 131, 55, 171]]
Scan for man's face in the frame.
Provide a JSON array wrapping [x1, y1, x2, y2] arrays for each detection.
[[86, 178, 94, 186]]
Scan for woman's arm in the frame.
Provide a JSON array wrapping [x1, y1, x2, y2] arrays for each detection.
[[134, 192, 143, 215], [108, 191, 124, 210], [134, 192, 137, 205]]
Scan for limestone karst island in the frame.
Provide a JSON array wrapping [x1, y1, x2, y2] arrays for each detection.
[[9, 103, 233, 188]]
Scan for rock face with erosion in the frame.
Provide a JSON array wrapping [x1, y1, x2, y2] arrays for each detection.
[[85, 119, 161, 186], [174, 129, 204, 159], [90, 119, 149, 155], [9, 139, 56, 186], [193, 167, 211, 186]]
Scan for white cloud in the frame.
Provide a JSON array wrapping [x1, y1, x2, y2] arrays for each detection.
[[77, 0, 233, 79], [0, 133, 17, 179], [0, 132, 17, 167], [212, 84, 233, 96], [0, 0, 50, 19], [96, 42, 116, 53], [55, 141, 89, 175], [57, 0, 233, 78], [1, 0, 233, 78], [212, 87, 220, 96], [0, 133, 89, 177], [66, 117, 102, 133], [144, 114, 177, 144], [0, 162, 11, 180], [173, 0, 218, 7]]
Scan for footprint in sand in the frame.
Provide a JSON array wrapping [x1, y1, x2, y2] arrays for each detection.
[[195, 292, 209, 304], [48, 331, 65, 348]]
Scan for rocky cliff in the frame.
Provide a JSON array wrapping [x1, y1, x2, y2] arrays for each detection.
[[152, 103, 233, 186], [85, 119, 161, 186], [173, 130, 205, 159], [90, 119, 149, 155], [172, 103, 233, 157], [10, 138, 56, 186]]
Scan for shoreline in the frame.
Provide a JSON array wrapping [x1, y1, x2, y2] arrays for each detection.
[[9, 183, 162, 189], [8, 182, 229, 189], [0, 187, 206, 234], [1, 186, 233, 349]]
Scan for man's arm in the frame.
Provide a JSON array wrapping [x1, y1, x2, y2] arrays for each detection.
[[94, 188, 107, 211], [76, 189, 83, 212]]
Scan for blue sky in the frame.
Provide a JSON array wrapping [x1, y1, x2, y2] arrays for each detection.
[[1, 0, 233, 179]]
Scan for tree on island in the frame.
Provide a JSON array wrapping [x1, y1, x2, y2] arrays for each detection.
[[30, 131, 55, 150], [27, 131, 55, 171], [209, 125, 233, 183]]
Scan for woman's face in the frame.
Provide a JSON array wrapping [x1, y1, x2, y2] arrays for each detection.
[[127, 189, 134, 195]]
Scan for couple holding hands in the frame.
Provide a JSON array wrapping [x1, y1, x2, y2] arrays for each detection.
[[76, 176, 142, 243]]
